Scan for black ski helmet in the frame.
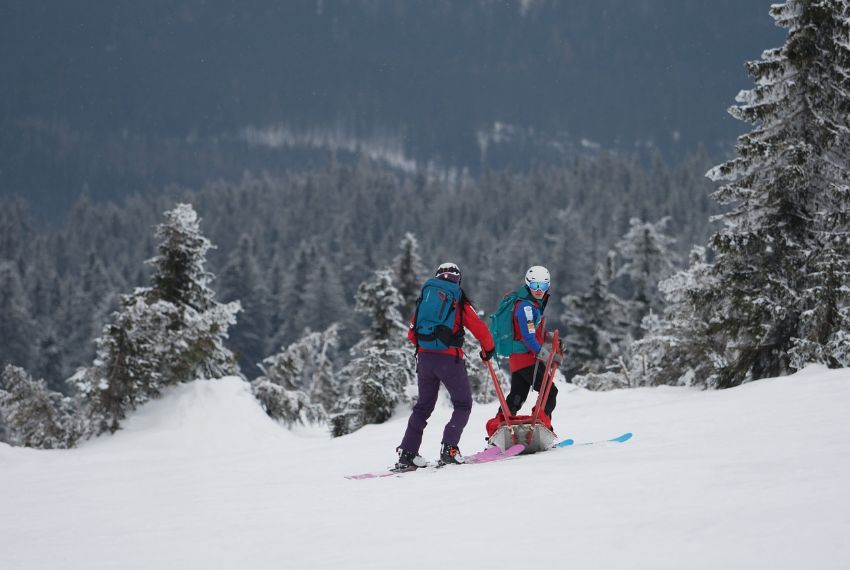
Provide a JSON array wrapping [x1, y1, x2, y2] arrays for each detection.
[[435, 262, 461, 283]]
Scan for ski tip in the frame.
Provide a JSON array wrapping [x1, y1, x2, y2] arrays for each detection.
[[611, 432, 633, 443], [556, 438, 575, 447]]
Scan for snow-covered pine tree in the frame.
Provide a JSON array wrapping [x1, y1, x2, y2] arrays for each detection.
[[331, 269, 415, 437], [304, 324, 342, 411], [56, 251, 119, 381], [0, 261, 36, 372], [789, 248, 850, 368], [252, 324, 339, 426], [264, 251, 288, 352], [700, 0, 850, 387], [148, 203, 217, 311], [614, 217, 680, 338], [392, 232, 427, 319], [70, 296, 176, 434], [71, 204, 240, 435], [562, 258, 632, 385], [301, 259, 350, 337], [218, 233, 271, 374], [268, 240, 318, 350], [35, 325, 66, 393], [143, 203, 241, 382], [0, 199, 31, 263], [550, 208, 593, 296], [626, 246, 724, 387], [0, 365, 80, 449]]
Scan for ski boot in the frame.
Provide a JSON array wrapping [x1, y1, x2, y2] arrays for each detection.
[[439, 443, 465, 465], [395, 447, 428, 471]]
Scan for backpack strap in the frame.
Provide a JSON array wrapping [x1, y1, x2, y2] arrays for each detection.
[[455, 292, 467, 362], [412, 293, 423, 354]]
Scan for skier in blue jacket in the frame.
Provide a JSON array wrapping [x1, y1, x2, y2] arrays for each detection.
[[503, 265, 560, 426]]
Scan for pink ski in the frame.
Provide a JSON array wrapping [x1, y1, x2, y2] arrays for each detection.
[[345, 444, 524, 480]]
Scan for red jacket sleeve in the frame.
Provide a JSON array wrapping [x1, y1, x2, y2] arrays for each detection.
[[462, 302, 495, 352]]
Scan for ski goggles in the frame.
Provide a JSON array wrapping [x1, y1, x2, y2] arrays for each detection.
[[528, 281, 550, 292]]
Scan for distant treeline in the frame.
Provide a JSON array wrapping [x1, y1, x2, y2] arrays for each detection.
[[0, 150, 718, 392]]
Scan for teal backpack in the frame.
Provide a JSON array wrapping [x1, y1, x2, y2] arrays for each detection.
[[488, 288, 532, 357], [413, 278, 464, 351]]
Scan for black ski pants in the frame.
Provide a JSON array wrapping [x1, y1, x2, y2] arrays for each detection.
[[505, 362, 558, 417]]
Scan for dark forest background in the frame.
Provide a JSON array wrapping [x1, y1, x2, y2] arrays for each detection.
[[0, 1, 784, 394]]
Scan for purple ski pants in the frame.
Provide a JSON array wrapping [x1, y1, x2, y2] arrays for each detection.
[[399, 352, 472, 454]]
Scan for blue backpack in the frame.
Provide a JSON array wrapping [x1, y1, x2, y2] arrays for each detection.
[[413, 278, 464, 351]]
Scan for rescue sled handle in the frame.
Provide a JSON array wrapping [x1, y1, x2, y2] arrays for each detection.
[[484, 329, 562, 446], [484, 356, 516, 440], [531, 329, 561, 430]]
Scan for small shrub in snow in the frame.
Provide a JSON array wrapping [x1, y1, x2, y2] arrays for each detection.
[[0, 365, 81, 449], [251, 324, 340, 426]]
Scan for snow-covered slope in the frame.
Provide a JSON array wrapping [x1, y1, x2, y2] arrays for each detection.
[[1, 368, 849, 570]]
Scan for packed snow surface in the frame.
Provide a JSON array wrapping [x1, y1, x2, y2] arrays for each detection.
[[1, 366, 849, 569]]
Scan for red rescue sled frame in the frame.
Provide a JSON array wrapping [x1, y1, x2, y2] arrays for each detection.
[[484, 330, 562, 454]]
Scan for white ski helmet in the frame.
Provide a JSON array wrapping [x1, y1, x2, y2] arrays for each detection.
[[435, 262, 462, 283], [524, 265, 551, 287]]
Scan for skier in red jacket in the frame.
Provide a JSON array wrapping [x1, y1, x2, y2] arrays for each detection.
[[396, 262, 495, 470]]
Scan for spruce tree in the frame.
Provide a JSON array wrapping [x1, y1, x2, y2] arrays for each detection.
[[392, 232, 427, 319], [0, 365, 80, 449], [614, 217, 680, 338], [269, 241, 317, 349], [304, 324, 342, 412], [301, 259, 349, 337], [551, 208, 593, 295], [218, 233, 271, 374], [627, 247, 724, 387], [252, 324, 339, 425], [34, 325, 67, 394], [70, 296, 176, 434], [0, 261, 35, 372], [562, 260, 632, 383], [71, 204, 240, 435], [331, 269, 414, 436], [148, 203, 217, 310], [701, 0, 850, 387], [144, 204, 241, 381]]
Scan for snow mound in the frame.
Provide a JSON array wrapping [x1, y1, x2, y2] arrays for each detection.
[[80, 376, 290, 454]]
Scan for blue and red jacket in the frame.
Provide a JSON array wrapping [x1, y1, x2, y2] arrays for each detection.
[[508, 289, 549, 373], [408, 297, 495, 359]]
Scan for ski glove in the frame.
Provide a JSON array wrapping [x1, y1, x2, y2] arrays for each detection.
[[536, 345, 563, 364], [479, 347, 495, 362]]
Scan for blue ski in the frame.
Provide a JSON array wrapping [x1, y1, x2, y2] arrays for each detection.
[[556, 432, 632, 448]]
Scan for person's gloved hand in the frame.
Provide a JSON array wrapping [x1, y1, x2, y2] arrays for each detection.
[[555, 338, 565, 358], [479, 347, 495, 361], [537, 345, 563, 364]]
